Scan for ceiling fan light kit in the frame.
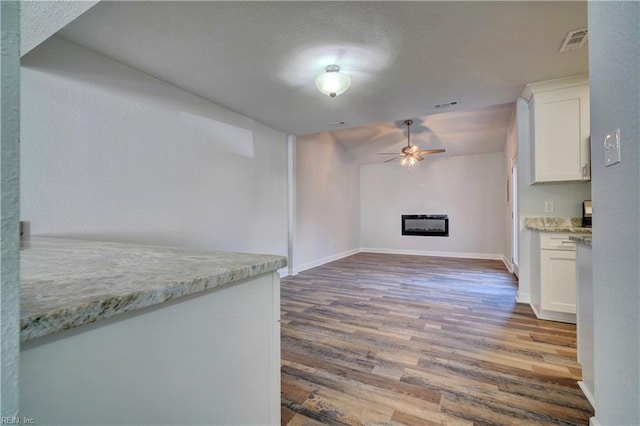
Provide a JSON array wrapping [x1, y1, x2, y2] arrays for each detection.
[[378, 119, 446, 167], [315, 64, 351, 98]]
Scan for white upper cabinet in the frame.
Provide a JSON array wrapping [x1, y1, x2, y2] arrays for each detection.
[[524, 75, 590, 184]]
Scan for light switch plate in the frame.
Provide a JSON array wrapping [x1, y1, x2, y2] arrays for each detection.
[[604, 128, 621, 167], [544, 201, 554, 212]]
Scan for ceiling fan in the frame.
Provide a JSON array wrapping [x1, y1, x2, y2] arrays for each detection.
[[378, 119, 445, 166]]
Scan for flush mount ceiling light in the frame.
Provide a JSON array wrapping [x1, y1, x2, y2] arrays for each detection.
[[315, 64, 351, 98], [378, 119, 446, 167]]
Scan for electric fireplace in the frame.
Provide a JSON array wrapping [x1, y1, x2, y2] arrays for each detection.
[[401, 215, 449, 237]]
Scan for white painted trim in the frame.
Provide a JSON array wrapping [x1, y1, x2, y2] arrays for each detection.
[[292, 248, 361, 275], [270, 272, 281, 426], [530, 303, 576, 324], [530, 302, 542, 318], [502, 256, 513, 273], [578, 380, 595, 409], [292, 248, 508, 275], [361, 247, 503, 261], [286, 135, 296, 277], [522, 73, 589, 100], [516, 291, 531, 304], [589, 416, 601, 426]]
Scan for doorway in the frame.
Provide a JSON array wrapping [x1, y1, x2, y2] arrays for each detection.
[[511, 161, 519, 276]]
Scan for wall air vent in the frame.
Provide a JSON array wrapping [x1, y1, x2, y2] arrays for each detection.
[[559, 28, 588, 52], [433, 100, 459, 109]]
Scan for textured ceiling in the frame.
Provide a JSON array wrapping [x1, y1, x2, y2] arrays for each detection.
[[20, 0, 99, 56], [55, 1, 588, 160], [331, 102, 514, 164]]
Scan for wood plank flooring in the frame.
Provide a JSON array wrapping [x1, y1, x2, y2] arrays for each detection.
[[280, 253, 593, 425]]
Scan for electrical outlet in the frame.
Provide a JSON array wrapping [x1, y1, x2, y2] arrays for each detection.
[[604, 128, 621, 167], [544, 201, 554, 213]]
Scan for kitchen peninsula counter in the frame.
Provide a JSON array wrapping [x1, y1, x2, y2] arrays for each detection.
[[525, 217, 592, 234], [20, 237, 287, 341], [20, 237, 285, 425]]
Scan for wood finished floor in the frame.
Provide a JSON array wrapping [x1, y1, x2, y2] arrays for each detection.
[[280, 253, 593, 425]]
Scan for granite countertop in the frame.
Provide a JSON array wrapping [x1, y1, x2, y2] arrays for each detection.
[[570, 235, 593, 246], [525, 217, 592, 234], [20, 237, 287, 342]]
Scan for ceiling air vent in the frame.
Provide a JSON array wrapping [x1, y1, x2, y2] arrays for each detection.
[[326, 120, 347, 127], [559, 28, 588, 52], [433, 100, 459, 109]]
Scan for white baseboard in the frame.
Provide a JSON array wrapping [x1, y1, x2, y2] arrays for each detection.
[[589, 416, 600, 426], [530, 302, 541, 317], [530, 303, 576, 324], [290, 248, 514, 276], [578, 381, 595, 409], [502, 256, 513, 273], [278, 267, 290, 279], [292, 248, 360, 275], [360, 247, 503, 261], [516, 291, 531, 304]]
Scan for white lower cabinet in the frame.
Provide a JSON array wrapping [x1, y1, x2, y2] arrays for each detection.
[[576, 243, 595, 407], [541, 248, 577, 313], [531, 233, 581, 323]]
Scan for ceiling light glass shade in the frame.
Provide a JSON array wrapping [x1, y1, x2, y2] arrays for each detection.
[[315, 65, 351, 98], [401, 154, 418, 167]]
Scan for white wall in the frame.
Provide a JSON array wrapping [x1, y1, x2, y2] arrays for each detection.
[[21, 37, 288, 260], [515, 97, 592, 303], [588, 2, 640, 424], [294, 132, 360, 273], [1, 0, 21, 416], [361, 152, 504, 259]]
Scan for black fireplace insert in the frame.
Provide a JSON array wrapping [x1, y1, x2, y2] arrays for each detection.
[[402, 215, 449, 237]]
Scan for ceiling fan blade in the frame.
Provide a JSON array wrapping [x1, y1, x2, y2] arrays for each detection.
[[377, 152, 399, 155], [417, 149, 446, 155], [415, 154, 424, 161], [384, 155, 402, 163], [408, 145, 419, 154]]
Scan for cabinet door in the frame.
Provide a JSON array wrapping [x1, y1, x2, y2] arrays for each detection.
[[541, 249, 577, 313], [532, 85, 590, 183]]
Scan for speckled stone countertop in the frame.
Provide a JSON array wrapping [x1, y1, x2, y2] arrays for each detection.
[[20, 237, 287, 342], [569, 235, 593, 246], [525, 217, 592, 234]]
